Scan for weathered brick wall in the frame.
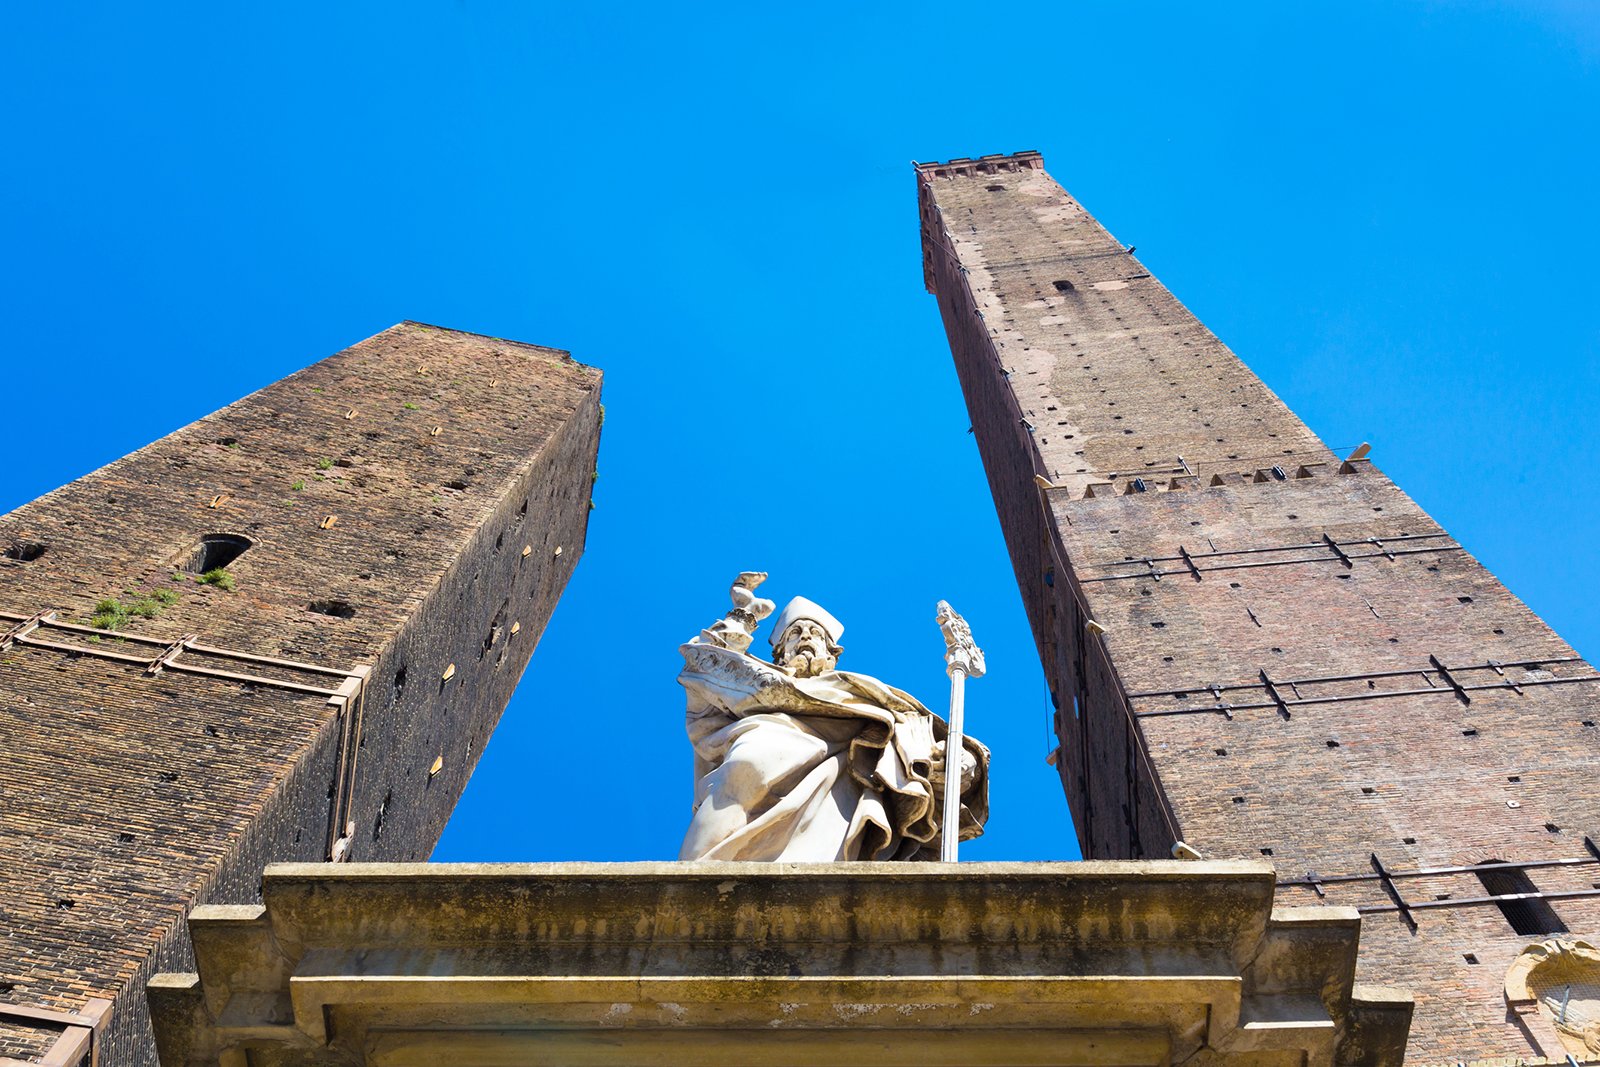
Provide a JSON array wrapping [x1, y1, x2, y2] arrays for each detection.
[[0, 323, 601, 1065], [921, 153, 1600, 1063]]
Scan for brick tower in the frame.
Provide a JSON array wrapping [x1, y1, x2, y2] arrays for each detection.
[[919, 152, 1600, 1063], [0, 323, 601, 1065]]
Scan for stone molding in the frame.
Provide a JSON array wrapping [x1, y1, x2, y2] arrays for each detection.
[[149, 861, 1411, 1067], [914, 151, 1045, 179]]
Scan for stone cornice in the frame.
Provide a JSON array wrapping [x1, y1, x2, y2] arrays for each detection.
[[914, 150, 1045, 179], [149, 861, 1411, 1067]]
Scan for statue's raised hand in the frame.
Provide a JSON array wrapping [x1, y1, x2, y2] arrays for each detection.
[[697, 571, 775, 654], [730, 572, 775, 622]]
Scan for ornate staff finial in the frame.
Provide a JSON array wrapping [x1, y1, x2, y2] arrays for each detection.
[[936, 600, 986, 679], [934, 600, 984, 861]]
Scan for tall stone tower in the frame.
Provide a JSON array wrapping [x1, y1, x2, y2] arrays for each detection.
[[919, 152, 1600, 1063], [0, 323, 601, 1065]]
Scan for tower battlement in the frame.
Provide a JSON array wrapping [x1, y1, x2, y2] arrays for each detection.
[[913, 150, 1045, 177]]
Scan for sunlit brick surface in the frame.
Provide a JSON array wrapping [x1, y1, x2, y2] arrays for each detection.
[[920, 153, 1600, 1063], [0, 323, 601, 1065]]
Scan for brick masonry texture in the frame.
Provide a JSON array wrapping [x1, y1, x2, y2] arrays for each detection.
[[920, 153, 1600, 1063], [0, 322, 601, 1065]]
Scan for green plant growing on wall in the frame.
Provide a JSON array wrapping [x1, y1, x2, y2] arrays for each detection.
[[316, 457, 333, 470], [89, 586, 180, 630], [90, 598, 127, 630], [198, 568, 236, 591], [290, 480, 305, 491]]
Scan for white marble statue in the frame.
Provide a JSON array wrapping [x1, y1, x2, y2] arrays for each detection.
[[679, 573, 989, 861]]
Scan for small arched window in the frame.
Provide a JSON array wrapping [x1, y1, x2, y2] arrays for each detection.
[[178, 534, 252, 575]]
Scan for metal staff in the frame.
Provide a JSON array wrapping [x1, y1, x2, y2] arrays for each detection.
[[936, 600, 985, 862]]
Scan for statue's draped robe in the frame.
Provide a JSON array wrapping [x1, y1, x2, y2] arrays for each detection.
[[679, 641, 989, 861]]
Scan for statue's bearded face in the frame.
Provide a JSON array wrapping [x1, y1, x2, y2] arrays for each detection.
[[775, 619, 840, 678]]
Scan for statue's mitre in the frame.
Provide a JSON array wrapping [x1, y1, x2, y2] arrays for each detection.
[[768, 596, 845, 647]]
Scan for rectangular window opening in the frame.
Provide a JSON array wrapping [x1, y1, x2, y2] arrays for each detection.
[[1475, 864, 1567, 936]]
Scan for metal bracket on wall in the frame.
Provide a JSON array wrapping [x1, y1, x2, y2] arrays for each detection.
[[0, 611, 47, 651], [0, 609, 360, 698], [1429, 654, 1472, 705], [1369, 852, 1419, 933], [1258, 670, 1292, 720], [1080, 532, 1462, 584], [147, 634, 198, 675], [326, 666, 371, 862], [0, 608, 374, 863], [1321, 533, 1354, 569], [0, 997, 112, 1067], [1129, 656, 1598, 719], [1278, 842, 1600, 929]]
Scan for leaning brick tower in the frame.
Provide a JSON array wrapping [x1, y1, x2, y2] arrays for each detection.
[[919, 151, 1600, 1063], [0, 322, 601, 1065]]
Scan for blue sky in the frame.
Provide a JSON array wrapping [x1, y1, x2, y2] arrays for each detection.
[[3, 3, 1596, 861]]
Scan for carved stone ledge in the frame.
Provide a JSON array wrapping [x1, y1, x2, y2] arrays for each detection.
[[149, 861, 1410, 1067], [914, 151, 1046, 180]]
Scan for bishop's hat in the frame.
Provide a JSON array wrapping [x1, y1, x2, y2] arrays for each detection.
[[768, 596, 845, 647]]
